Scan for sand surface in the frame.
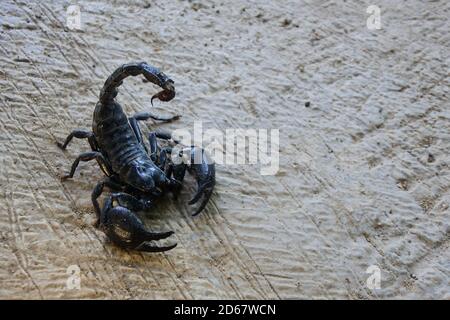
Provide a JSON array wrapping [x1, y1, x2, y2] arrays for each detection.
[[0, 0, 449, 299]]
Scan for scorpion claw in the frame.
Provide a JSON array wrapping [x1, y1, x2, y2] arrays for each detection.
[[190, 184, 214, 217], [136, 242, 178, 253], [100, 198, 176, 252], [187, 147, 215, 216]]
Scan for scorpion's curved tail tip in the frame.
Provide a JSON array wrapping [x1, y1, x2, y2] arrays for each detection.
[[101, 204, 177, 252], [136, 242, 178, 253], [151, 87, 176, 107], [150, 94, 157, 107]]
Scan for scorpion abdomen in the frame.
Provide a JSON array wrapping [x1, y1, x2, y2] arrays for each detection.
[[93, 101, 143, 171]]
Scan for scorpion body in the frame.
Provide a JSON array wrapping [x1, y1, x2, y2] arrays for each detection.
[[57, 62, 215, 252]]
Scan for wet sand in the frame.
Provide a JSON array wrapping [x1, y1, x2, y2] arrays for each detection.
[[0, 0, 448, 299]]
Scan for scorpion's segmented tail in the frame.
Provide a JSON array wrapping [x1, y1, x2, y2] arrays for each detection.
[[99, 62, 175, 104]]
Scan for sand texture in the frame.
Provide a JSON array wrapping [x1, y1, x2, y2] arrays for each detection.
[[0, 0, 449, 299]]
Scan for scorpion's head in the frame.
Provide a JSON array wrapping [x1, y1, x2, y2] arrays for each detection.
[[121, 162, 167, 193]]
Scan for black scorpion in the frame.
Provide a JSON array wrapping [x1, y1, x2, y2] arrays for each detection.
[[57, 62, 215, 252]]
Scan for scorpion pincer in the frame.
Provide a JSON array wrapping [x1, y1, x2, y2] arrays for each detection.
[[57, 62, 215, 252]]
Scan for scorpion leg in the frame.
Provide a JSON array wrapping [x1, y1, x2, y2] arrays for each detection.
[[186, 147, 215, 216], [61, 151, 112, 181], [99, 193, 176, 252], [158, 146, 172, 170], [132, 111, 181, 123], [155, 130, 181, 144], [150, 129, 181, 154], [57, 129, 98, 151], [145, 133, 182, 188], [128, 113, 179, 153], [147, 130, 181, 164]]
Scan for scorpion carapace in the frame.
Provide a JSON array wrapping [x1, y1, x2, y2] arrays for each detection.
[[57, 62, 215, 252]]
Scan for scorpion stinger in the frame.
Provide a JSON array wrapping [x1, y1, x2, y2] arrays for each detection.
[[151, 80, 175, 106]]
